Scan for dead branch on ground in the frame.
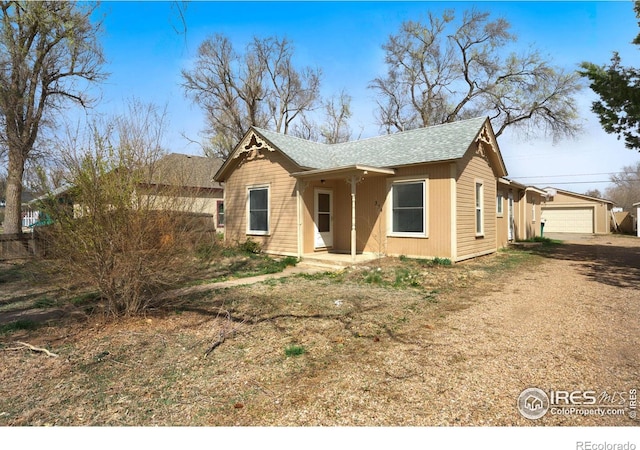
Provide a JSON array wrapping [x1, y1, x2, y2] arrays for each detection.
[[6, 341, 59, 358], [204, 308, 248, 357]]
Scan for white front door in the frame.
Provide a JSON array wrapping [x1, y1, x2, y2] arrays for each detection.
[[508, 191, 514, 241], [314, 189, 333, 249]]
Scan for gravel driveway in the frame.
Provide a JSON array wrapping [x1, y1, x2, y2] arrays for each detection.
[[420, 233, 640, 426], [1, 234, 638, 427]]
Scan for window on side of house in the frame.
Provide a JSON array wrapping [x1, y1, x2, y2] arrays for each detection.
[[216, 200, 224, 227], [247, 186, 269, 234], [496, 191, 504, 217], [475, 181, 484, 237], [389, 180, 427, 237]]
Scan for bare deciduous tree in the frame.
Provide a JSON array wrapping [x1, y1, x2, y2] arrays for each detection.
[[604, 162, 640, 211], [370, 8, 583, 139], [290, 90, 353, 144], [182, 34, 321, 158], [319, 90, 353, 144], [0, 1, 105, 234], [583, 189, 603, 199], [253, 36, 321, 135]]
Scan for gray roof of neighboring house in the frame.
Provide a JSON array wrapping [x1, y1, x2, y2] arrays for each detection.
[[151, 153, 223, 189], [30, 153, 223, 204], [253, 116, 489, 170]]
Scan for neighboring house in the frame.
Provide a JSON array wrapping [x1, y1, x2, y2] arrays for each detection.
[[214, 116, 509, 262], [496, 179, 547, 247], [634, 202, 640, 237], [541, 188, 613, 234], [30, 153, 225, 231], [139, 153, 225, 230]]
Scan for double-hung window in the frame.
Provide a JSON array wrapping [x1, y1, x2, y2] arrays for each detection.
[[216, 200, 224, 227], [248, 186, 269, 234], [475, 181, 484, 236], [389, 180, 426, 237]]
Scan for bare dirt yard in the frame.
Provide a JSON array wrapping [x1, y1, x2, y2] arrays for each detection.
[[0, 234, 638, 426]]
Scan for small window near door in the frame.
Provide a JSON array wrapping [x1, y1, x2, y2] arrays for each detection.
[[389, 180, 427, 237], [496, 192, 503, 217]]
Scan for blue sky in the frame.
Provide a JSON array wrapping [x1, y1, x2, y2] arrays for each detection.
[[89, 1, 640, 195]]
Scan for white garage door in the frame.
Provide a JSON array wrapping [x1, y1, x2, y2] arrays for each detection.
[[541, 207, 593, 233]]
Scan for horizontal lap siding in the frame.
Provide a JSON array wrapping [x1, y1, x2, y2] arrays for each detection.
[[140, 193, 221, 216], [384, 164, 452, 259], [456, 147, 497, 261], [299, 164, 453, 258], [525, 192, 543, 239], [496, 185, 509, 248], [356, 177, 387, 255], [225, 151, 298, 255]]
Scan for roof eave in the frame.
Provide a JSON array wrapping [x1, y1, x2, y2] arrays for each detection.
[[291, 164, 395, 180], [544, 187, 614, 204], [214, 127, 306, 182], [525, 186, 547, 196]]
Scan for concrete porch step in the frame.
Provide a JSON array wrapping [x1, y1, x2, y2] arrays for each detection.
[[300, 252, 383, 269]]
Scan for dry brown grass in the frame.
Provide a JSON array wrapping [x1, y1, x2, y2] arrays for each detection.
[[1, 238, 638, 426]]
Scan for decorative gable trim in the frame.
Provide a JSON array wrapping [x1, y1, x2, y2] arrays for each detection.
[[475, 125, 496, 158], [234, 132, 276, 160], [474, 122, 507, 178]]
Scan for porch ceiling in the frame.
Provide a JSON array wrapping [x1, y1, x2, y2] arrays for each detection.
[[291, 164, 395, 181]]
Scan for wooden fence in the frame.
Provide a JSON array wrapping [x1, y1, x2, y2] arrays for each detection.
[[0, 230, 50, 260]]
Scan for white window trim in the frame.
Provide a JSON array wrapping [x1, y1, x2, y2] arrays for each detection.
[[387, 177, 429, 238], [216, 199, 224, 228], [496, 191, 504, 217], [475, 179, 484, 237], [246, 184, 270, 235]]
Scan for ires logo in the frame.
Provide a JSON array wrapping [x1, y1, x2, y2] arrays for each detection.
[[549, 390, 597, 405], [518, 388, 634, 420]]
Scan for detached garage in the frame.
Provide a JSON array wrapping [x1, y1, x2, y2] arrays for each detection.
[[541, 188, 613, 234]]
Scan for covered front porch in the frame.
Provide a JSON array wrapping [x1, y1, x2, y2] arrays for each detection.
[[293, 165, 395, 263]]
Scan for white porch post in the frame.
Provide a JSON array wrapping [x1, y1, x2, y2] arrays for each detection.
[[350, 175, 357, 262]]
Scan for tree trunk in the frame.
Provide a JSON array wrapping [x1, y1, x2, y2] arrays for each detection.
[[3, 149, 25, 235]]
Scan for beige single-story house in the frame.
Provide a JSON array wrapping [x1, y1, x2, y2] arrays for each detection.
[[496, 179, 547, 247], [214, 116, 509, 262], [31, 153, 226, 231], [139, 153, 225, 230], [540, 188, 613, 234]]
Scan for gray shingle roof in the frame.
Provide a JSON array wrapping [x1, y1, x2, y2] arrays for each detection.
[[254, 116, 488, 170], [250, 128, 331, 169], [151, 153, 223, 189]]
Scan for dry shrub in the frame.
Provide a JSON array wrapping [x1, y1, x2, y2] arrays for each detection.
[[40, 99, 214, 316]]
